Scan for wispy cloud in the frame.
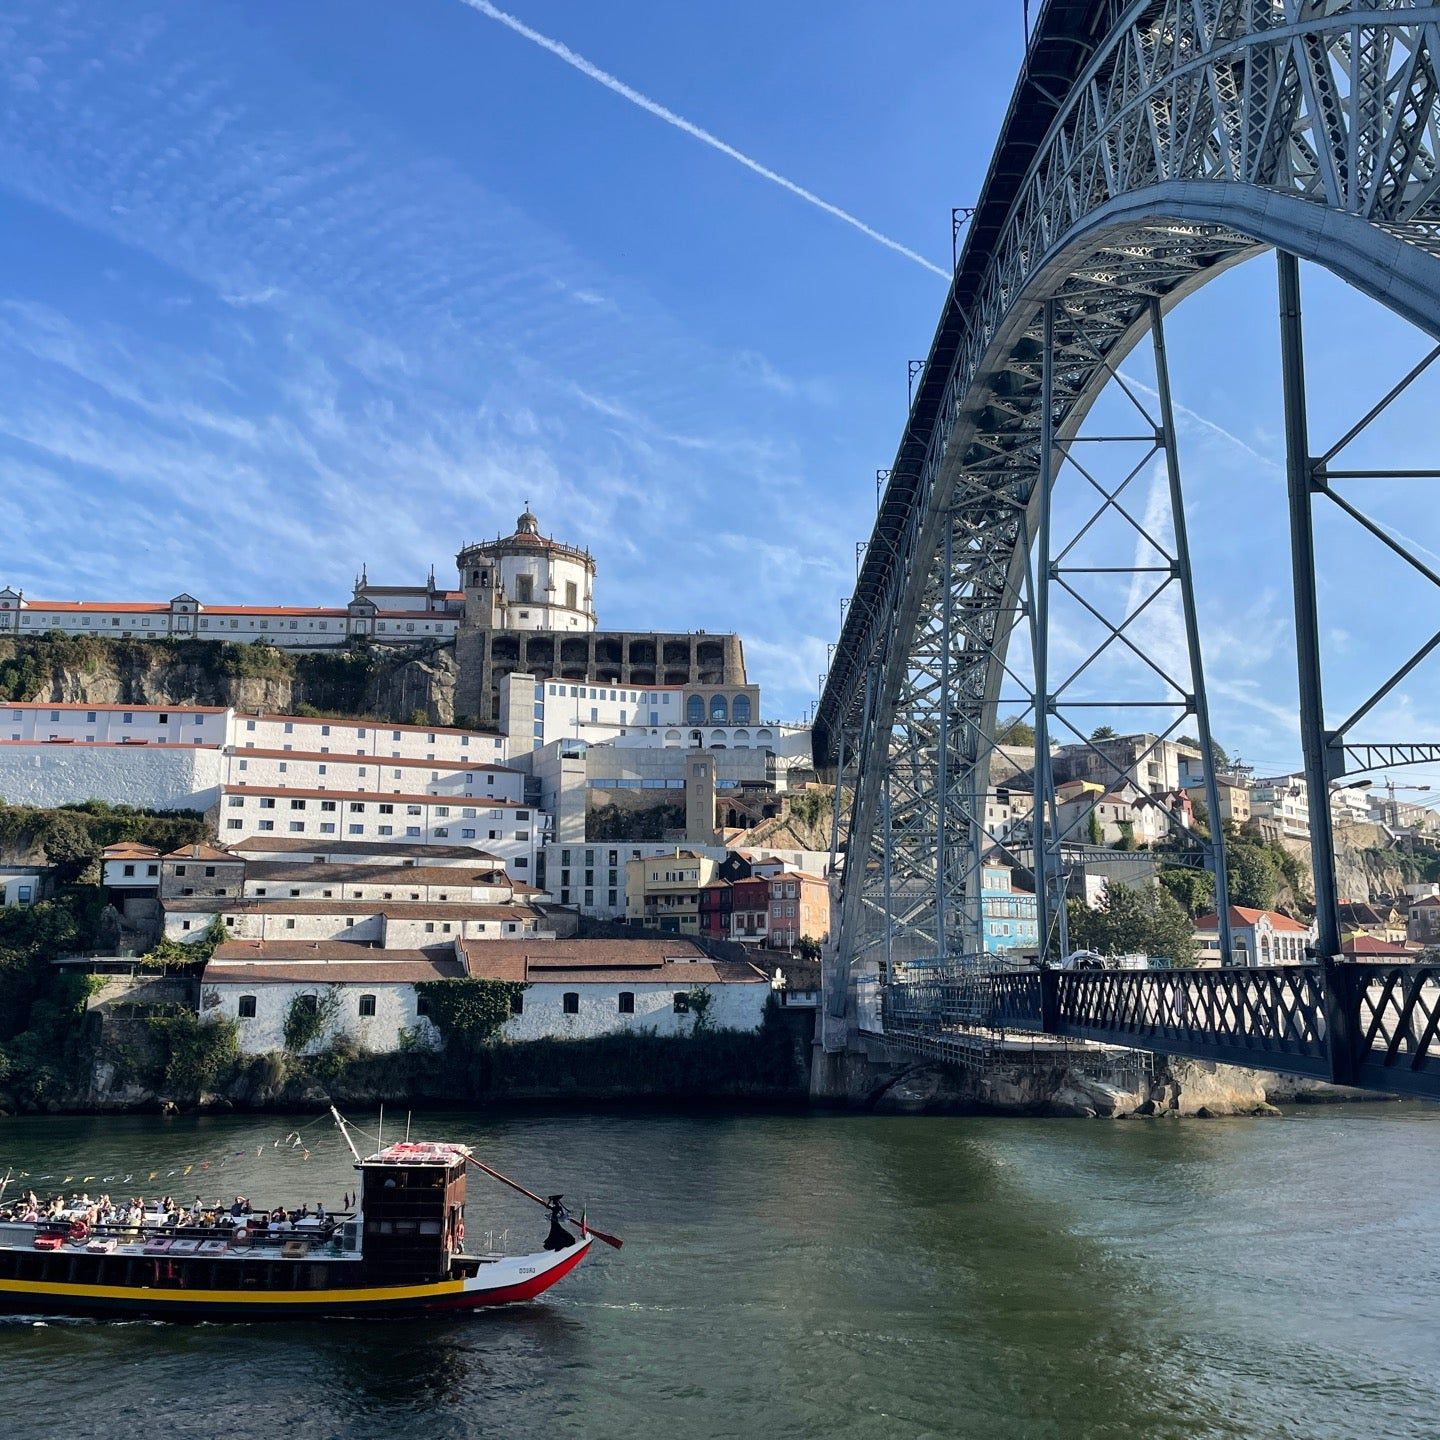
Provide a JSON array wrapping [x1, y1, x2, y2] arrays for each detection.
[[455, 0, 949, 279], [0, 3, 861, 715]]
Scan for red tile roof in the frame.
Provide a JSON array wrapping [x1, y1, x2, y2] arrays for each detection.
[[227, 838, 496, 860], [16, 601, 457, 621], [0, 739, 223, 750], [163, 844, 240, 862], [241, 861, 512, 887], [205, 942, 464, 983], [1340, 935, 1413, 956], [455, 937, 768, 985], [222, 783, 526, 807], [166, 897, 545, 920], [233, 747, 513, 773], [1193, 905, 1314, 934], [3, 702, 227, 715]]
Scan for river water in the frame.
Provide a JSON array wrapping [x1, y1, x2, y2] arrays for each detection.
[[0, 1104, 1434, 1440]]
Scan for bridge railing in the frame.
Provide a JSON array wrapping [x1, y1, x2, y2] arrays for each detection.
[[881, 962, 1440, 1099], [1034, 965, 1331, 1077], [981, 962, 1440, 1097], [1346, 963, 1440, 1097]]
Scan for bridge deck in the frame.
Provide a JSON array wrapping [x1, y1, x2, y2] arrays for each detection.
[[886, 963, 1440, 1102]]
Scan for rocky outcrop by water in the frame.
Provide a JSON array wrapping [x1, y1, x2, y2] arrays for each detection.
[[817, 1049, 1287, 1118]]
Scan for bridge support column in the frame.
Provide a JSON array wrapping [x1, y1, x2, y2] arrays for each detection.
[[935, 521, 953, 958], [1277, 252, 1343, 963], [1030, 298, 1067, 961], [1149, 297, 1234, 965]]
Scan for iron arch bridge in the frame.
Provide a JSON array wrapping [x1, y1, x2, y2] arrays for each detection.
[[814, 0, 1440, 1092]]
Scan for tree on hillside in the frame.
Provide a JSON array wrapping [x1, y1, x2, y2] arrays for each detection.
[[1225, 835, 1283, 910], [1066, 882, 1197, 965], [42, 811, 101, 883], [1178, 734, 1232, 770], [996, 716, 1036, 747], [1158, 866, 1215, 917]]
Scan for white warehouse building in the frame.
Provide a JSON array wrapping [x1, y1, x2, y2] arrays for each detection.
[[217, 786, 546, 876], [457, 938, 772, 1039]]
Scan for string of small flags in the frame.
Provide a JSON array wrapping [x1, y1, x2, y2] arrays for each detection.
[[2, 1120, 338, 1188]]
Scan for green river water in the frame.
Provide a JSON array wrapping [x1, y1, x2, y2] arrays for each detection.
[[0, 1104, 1434, 1440]]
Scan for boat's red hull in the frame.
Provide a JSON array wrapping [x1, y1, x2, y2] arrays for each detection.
[[0, 1236, 592, 1321]]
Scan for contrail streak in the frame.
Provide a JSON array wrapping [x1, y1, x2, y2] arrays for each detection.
[[456, 0, 948, 278], [1118, 371, 1278, 469]]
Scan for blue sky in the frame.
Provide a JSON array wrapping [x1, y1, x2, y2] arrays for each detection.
[[1, 1, 1437, 793]]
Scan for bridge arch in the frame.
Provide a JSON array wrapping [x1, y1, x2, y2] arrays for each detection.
[[819, 0, 1440, 1035]]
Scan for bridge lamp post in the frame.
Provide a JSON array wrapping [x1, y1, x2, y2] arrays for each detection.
[[950, 207, 975, 270]]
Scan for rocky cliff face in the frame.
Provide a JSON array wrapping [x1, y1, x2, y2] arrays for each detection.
[[0, 636, 461, 726], [1327, 826, 1428, 902]]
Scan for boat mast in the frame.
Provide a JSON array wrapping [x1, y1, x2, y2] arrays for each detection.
[[328, 1105, 362, 1163]]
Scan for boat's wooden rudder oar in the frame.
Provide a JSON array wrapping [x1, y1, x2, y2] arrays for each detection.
[[463, 1154, 623, 1250]]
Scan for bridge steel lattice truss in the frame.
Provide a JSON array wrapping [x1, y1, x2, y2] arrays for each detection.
[[814, 0, 1440, 1085]]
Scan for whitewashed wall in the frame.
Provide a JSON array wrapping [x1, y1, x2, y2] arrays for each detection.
[[3, 705, 228, 746], [0, 744, 225, 812], [245, 876, 513, 903], [381, 915, 551, 947], [206, 975, 768, 1054], [169, 911, 385, 943], [225, 751, 521, 801], [500, 980, 769, 1040], [206, 980, 439, 1055], [218, 791, 544, 875], [234, 714, 507, 764], [494, 550, 593, 632], [168, 909, 550, 946]]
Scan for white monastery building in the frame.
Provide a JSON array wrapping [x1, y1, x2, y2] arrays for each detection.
[[0, 506, 595, 654], [0, 586, 460, 650]]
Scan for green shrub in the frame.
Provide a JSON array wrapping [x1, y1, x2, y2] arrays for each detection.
[[140, 915, 228, 971], [414, 978, 526, 1049], [283, 986, 342, 1052], [147, 1012, 238, 1095]]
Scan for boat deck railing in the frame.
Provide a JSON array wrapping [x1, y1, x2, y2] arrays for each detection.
[[7, 1214, 356, 1256]]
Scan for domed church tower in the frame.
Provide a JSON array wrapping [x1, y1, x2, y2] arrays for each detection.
[[456, 508, 597, 634]]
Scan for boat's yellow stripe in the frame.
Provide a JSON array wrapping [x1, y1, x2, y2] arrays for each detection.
[[0, 1275, 465, 1305]]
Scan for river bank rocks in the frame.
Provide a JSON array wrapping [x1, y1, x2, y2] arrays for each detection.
[[833, 1053, 1288, 1118]]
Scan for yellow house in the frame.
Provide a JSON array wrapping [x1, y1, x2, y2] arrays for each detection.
[[625, 849, 719, 934]]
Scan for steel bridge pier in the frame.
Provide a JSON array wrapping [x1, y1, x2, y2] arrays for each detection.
[[814, 0, 1440, 1090]]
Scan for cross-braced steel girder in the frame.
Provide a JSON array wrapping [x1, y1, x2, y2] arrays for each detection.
[[817, 0, 1440, 1040]]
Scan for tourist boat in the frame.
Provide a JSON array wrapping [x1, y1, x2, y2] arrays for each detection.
[[0, 1128, 614, 1321]]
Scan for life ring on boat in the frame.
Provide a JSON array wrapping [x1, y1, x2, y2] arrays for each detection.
[[232, 1226, 252, 1249], [68, 1219, 89, 1243]]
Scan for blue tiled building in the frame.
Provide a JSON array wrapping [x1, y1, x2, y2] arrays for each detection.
[[982, 863, 1038, 954]]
